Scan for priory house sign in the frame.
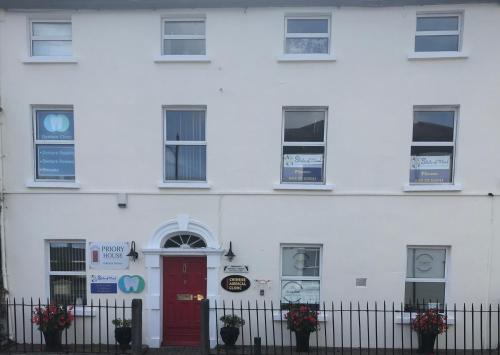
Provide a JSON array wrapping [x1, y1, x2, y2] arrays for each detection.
[[221, 275, 251, 292]]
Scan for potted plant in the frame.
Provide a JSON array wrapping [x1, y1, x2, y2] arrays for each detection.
[[220, 314, 245, 346], [31, 304, 74, 351], [112, 318, 132, 351], [411, 309, 448, 354], [285, 305, 319, 352]]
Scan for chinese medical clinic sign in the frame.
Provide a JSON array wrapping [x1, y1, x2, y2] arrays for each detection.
[[89, 242, 129, 270]]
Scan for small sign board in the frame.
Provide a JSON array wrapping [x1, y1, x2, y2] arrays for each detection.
[[221, 275, 251, 293], [118, 275, 145, 293], [223, 265, 249, 273], [90, 275, 117, 294], [89, 242, 130, 270]]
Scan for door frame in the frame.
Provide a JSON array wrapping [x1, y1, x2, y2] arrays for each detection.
[[143, 214, 223, 348]]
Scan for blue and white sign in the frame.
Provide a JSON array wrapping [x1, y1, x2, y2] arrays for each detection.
[[282, 154, 323, 183], [118, 275, 145, 294], [36, 111, 74, 141], [410, 155, 451, 184], [90, 275, 117, 294], [37, 145, 75, 178]]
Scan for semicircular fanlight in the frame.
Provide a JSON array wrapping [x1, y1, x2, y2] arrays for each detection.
[[163, 234, 207, 249]]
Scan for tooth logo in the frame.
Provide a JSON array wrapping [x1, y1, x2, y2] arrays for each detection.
[[118, 275, 145, 293], [43, 114, 70, 133]]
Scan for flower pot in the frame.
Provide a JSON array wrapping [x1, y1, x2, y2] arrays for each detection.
[[115, 326, 132, 351], [418, 332, 437, 354], [220, 326, 240, 346], [295, 331, 311, 352], [43, 329, 62, 352]]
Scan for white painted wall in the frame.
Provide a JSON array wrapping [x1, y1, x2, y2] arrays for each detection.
[[1, 2, 500, 348]]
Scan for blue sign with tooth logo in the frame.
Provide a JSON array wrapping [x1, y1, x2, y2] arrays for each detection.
[[118, 275, 145, 293]]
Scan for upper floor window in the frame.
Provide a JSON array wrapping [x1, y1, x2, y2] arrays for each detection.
[[30, 20, 72, 57], [284, 16, 330, 55], [281, 108, 327, 184], [405, 247, 447, 311], [415, 14, 462, 52], [410, 107, 457, 185], [33, 108, 75, 182], [162, 18, 206, 55], [164, 107, 207, 182], [48, 241, 87, 305]]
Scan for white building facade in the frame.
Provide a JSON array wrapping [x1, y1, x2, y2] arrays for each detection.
[[0, 0, 500, 348]]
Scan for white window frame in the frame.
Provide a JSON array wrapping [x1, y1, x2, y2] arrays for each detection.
[[280, 244, 322, 306], [32, 106, 75, 183], [414, 12, 463, 53], [284, 15, 331, 55], [163, 106, 207, 183], [161, 17, 206, 56], [405, 246, 449, 309], [29, 19, 72, 57], [409, 106, 458, 186], [280, 107, 328, 185], [46, 240, 87, 305]]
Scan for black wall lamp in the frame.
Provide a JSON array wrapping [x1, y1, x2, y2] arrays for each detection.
[[126, 241, 139, 262], [224, 241, 235, 262]]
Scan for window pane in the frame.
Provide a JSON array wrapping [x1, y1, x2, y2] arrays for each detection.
[[166, 110, 205, 141], [410, 146, 453, 184], [287, 19, 328, 34], [405, 282, 445, 310], [36, 110, 74, 140], [284, 111, 325, 142], [282, 146, 324, 183], [163, 39, 205, 55], [50, 242, 86, 272], [413, 111, 455, 142], [36, 145, 75, 180], [407, 248, 446, 278], [50, 275, 87, 305], [415, 35, 459, 52], [165, 145, 206, 181], [32, 22, 72, 37], [282, 247, 320, 277], [417, 16, 459, 31], [32, 40, 72, 56], [164, 21, 205, 35], [281, 280, 320, 306], [285, 38, 328, 54]]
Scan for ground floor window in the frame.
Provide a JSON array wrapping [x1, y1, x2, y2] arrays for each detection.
[[405, 246, 448, 311], [48, 241, 87, 305], [280, 245, 321, 310]]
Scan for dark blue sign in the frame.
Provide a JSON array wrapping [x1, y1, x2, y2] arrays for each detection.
[[36, 111, 74, 141], [37, 145, 75, 178], [91, 283, 117, 294]]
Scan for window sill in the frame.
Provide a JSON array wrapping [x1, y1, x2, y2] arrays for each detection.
[[403, 183, 463, 192], [22, 56, 78, 64], [273, 183, 334, 191], [25, 180, 81, 189], [74, 306, 96, 317], [158, 182, 211, 189], [277, 54, 336, 62], [154, 55, 211, 63], [396, 313, 455, 325], [273, 311, 327, 322], [407, 52, 468, 60]]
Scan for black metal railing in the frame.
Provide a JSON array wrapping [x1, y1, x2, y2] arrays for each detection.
[[0, 298, 139, 353], [209, 301, 500, 354]]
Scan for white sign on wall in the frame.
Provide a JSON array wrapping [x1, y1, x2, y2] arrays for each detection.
[[89, 242, 130, 270]]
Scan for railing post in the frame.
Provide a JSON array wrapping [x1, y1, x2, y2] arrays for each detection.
[[131, 299, 142, 355], [200, 299, 210, 355]]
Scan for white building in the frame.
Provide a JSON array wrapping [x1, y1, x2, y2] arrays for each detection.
[[0, 0, 499, 348]]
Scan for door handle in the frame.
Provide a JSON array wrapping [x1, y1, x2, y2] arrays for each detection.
[[194, 294, 205, 301]]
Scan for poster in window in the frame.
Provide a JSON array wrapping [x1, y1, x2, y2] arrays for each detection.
[[281, 280, 320, 305], [410, 155, 451, 183], [37, 145, 75, 178], [282, 154, 323, 183]]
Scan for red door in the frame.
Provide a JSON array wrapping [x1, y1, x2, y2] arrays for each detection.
[[162, 256, 207, 346]]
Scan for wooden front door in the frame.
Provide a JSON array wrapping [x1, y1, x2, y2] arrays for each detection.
[[162, 256, 207, 346]]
